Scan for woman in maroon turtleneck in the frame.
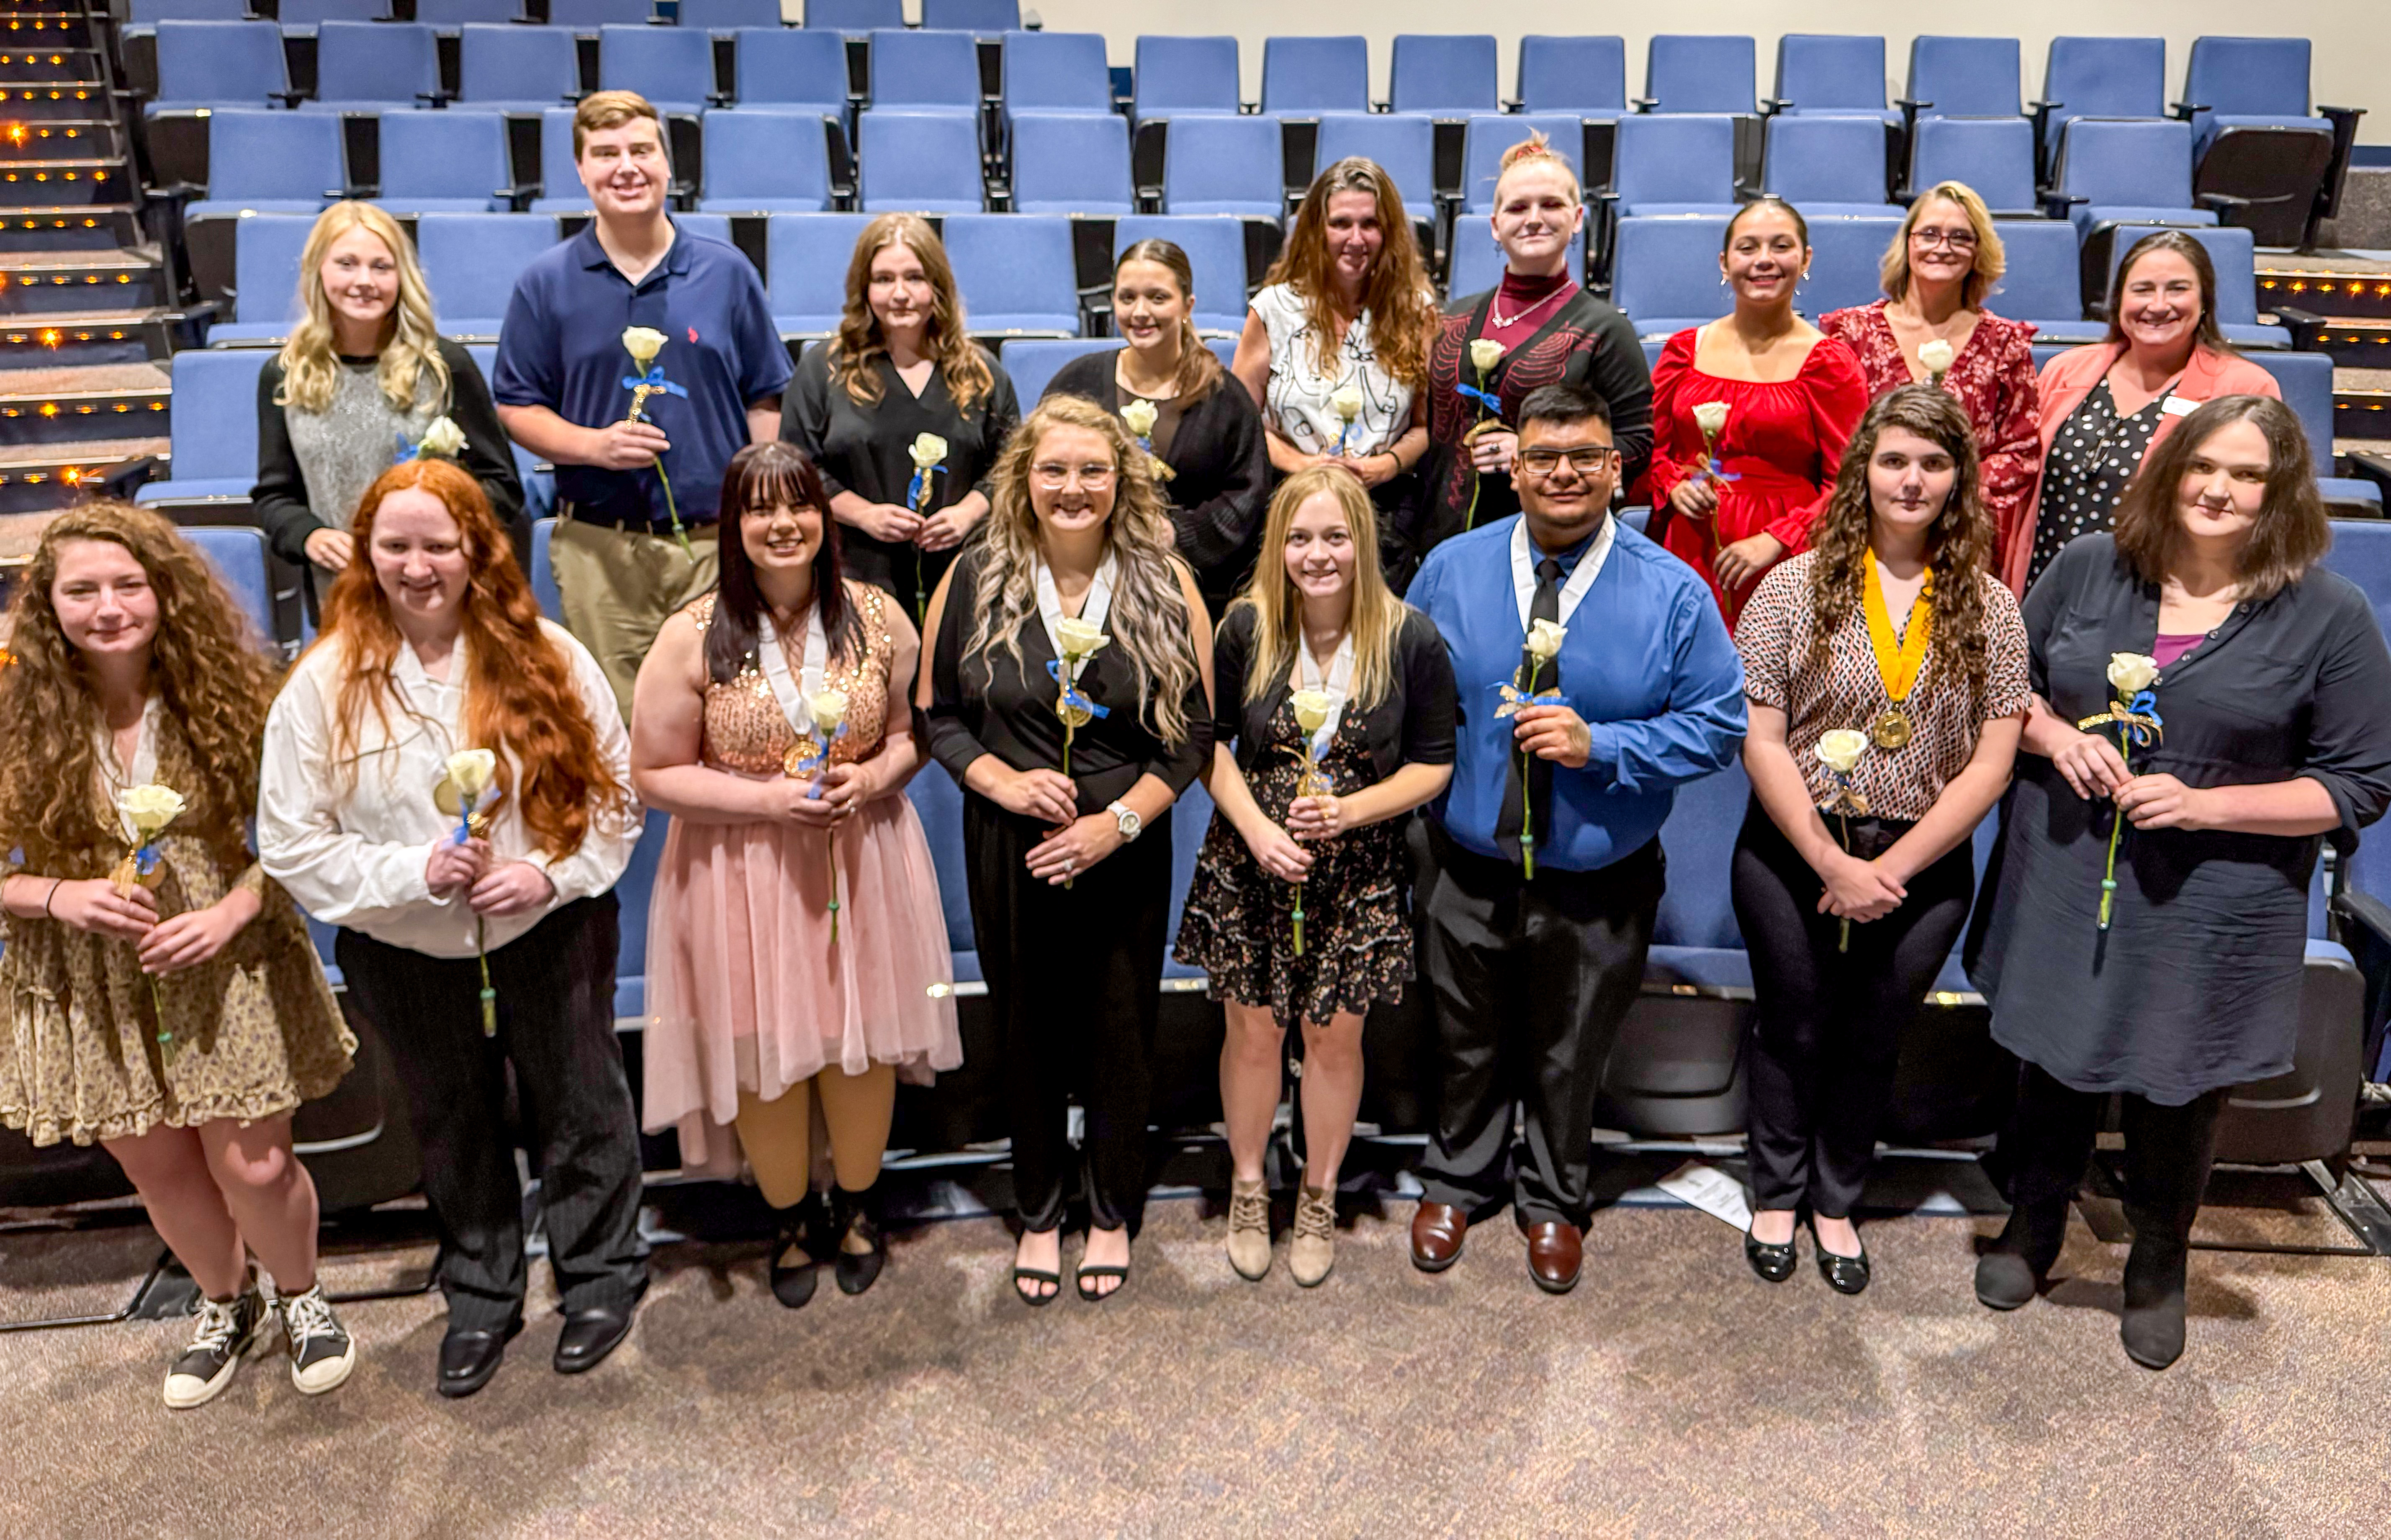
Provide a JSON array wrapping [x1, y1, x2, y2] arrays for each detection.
[[1416, 132, 1654, 565]]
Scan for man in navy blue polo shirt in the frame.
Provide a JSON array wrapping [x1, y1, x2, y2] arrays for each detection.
[[494, 90, 792, 717]]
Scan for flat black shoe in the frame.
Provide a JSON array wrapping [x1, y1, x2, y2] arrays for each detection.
[[437, 1320, 521, 1400], [1744, 1231, 1799, 1283], [830, 1182, 887, 1297], [1813, 1228, 1871, 1296], [768, 1201, 821, 1310], [553, 1299, 637, 1375]]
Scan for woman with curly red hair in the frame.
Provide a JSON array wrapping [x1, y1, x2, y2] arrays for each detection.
[[258, 456, 646, 1400], [0, 502, 356, 1410]]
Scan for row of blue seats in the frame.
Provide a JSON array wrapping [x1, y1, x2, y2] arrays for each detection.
[[129, 0, 1018, 33]]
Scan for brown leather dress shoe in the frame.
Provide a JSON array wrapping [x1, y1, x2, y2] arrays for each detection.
[[1524, 1221, 1583, 1294], [1410, 1201, 1468, 1272]]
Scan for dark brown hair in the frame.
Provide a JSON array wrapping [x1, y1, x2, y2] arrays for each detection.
[[1114, 238, 1224, 405], [1725, 196, 1810, 253], [2103, 230, 2232, 356], [706, 441, 863, 686], [2111, 394, 2327, 601]]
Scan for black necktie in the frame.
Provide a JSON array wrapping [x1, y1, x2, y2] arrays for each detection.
[[1495, 556, 1565, 867]]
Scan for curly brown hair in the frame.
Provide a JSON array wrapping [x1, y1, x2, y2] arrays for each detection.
[[1807, 384, 1997, 703], [1263, 157, 1436, 390], [0, 501, 282, 879], [829, 213, 995, 411]]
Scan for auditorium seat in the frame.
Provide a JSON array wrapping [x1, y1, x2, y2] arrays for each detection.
[[1906, 117, 2038, 216], [1162, 116, 1284, 217], [1607, 114, 1738, 217], [1001, 31, 1113, 119], [1001, 337, 1113, 405], [147, 20, 292, 113], [413, 0, 526, 23], [185, 110, 347, 219], [1760, 114, 1897, 216], [900, 765, 977, 980], [550, 0, 656, 27], [943, 214, 1080, 336], [2180, 37, 2332, 155], [1447, 217, 1583, 296], [919, 0, 1018, 33], [303, 21, 438, 110], [1769, 33, 1897, 124], [803, 0, 900, 33], [2179, 37, 2345, 248], [1260, 36, 1370, 118], [867, 28, 981, 116], [1984, 217, 2100, 344], [453, 23, 581, 113], [136, 348, 270, 507], [1459, 114, 1586, 213], [1006, 112, 1132, 216], [2246, 351, 2382, 513], [1903, 35, 2021, 121], [415, 213, 562, 339], [202, 210, 314, 345], [1163, 778, 1214, 979], [1312, 114, 1437, 218], [532, 107, 596, 212], [679, 0, 783, 30], [1797, 215, 1905, 317], [2098, 223, 2286, 348], [600, 23, 717, 115], [2046, 119, 2216, 239], [278, 0, 389, 29], [1388, 34, 1499, 117], [731, 25, 849, 113], [126, 0, 247, 24], [699, 108, 836, 212], [182, 526, 277, 641], [765, 210, 872, 334], [375, 110, 519, 213], [1639, 34, 1756, 116], [1113, 214, 1252, 335], [1131, 35, 1241, 121], [858, 110, 984, 213], [467, 344, 555, 520], [613, 809, 671, 1023], [1608, 213, 1730, 341], [1515, 35, 1627, 118], [529, 516, 564, 620], [2035, 36, 2167, 164]]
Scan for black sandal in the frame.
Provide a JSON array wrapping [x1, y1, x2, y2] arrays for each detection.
[[830, 1181, 887, 1296], [1075, 1264, 1129, 1303], [767, 1198, 822, 1310], [1012, 1267, 1061, 1306]]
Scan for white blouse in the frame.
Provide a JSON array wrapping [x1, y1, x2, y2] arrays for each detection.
[[257, 620, 642, 960], [1249, 281, 1418, 459]]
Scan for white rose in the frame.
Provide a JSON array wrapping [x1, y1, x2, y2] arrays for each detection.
[[1052, 617, 1110, 661], [1468, 338, 1505, 374], [1290, 688, 1334, 735], [1119, 398, 1159, 439], [622, 326, 668, 369], [1815, 729, 1869, 775], [446, 748, 497, 804], [908, 432, 949, 470], [2108, 652, 2160, 696], [1525, 617, 1568, 663], [415, 415, 466, 459], [809, 689, 849, 734], [1917, 339, 1956, 377], [1691, 401, 1730, 440], [1330, 385, 1365, 423], [116, 783, 187, 839]]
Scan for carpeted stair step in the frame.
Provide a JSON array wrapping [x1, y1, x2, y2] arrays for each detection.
[[0, 39, 100, 82], [0, 248, 160, 316], [0, 10, 95, 52], [0, 77, 108, 120], [0, 202, 140, 251], [0, 156, 124, 208], [0, 432, 166, 513], [0, 306, 171, 368], [0, 117, 119, 162], [0, 359, 169, 446], [2336, 367, 2390, 442]]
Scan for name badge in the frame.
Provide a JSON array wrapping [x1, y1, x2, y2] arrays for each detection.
[[2160, 395, 2199, 418]]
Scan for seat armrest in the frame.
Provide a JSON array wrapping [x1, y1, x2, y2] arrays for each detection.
[[272, 91, 308, 109], [1630, 97, 1656, 114], [2169, 100, 2209, 121], [415, 91, 452, 108], [1759, 97, 1791, 116]]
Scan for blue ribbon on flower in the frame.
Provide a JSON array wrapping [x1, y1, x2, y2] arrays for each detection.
[[2078, 689, 2165, 749], [907, 461, 946, 510], [791, 721, 848, 796], [132, 842, 163, 880], [394, 431, 425, 464], [620, 364, 690, 402], [1455, 381, 1504, 413], [450, 787, 490, 847], [1491, 680, 1565, 718], [1046, 659, 1112, 720], [1698, 454, 1742, 486]]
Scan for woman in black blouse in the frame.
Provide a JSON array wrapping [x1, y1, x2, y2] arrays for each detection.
[[783, 213, 1023, 622], [1175, 465, 1455, 1287], [918, 393, 1213, 1306], [1044, 239, 1270, 617], [1967, 395, 2391, 1370], [1730, 387, 2028, 1294]]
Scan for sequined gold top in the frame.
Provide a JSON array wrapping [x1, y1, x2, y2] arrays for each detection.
[[689, 584, 895, 777]]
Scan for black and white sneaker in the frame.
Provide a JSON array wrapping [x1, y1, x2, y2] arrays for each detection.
[[161, 1282, 266, 1410], [278, 1284, 357, 1396]]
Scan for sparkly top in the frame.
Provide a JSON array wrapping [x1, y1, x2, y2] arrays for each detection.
[[689, 583, 895, 776]]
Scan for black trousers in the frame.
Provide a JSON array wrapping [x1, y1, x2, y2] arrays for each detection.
[[1414, 820, 1663, 1229], [336, 896, 648, 1331], [964, 793, 1172, 1235], [2000, 1062, 2227, 1243], [1732, 803, 1976, 1218]]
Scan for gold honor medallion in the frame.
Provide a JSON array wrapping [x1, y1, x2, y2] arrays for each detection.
[[1870, 709, 1913, 751], [784, 730, 823, 780], [1861, 549, 1933, 753]]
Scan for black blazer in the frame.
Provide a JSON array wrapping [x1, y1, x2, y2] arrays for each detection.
[[1210, 600, 1458, 785]]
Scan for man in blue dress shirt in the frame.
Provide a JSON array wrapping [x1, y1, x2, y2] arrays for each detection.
[[1405, 383, 1746, 1293]]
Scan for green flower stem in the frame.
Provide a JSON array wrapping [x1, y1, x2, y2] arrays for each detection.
[[1061, 724, 1075, 890], [653, 457, 692, 562], [1292, 880, 1306, 957], [477, 918, 496, 1037], [2099, 738, 2132, 932], [1837, 811, 1852, 953], [1464, 364, 1489, 531], [827, 828, 842, 945], [1518, 658, 1543, 879]]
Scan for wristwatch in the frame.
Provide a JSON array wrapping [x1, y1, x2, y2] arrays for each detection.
[[1107, 800, 1143, 843]]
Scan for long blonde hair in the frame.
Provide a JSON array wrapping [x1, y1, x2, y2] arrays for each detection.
[[1232, 466, 1401, 712], [1263, 157, 1436, 390], [275, 201, 451, 416], [830, 213, 995, 411], [967, 395, 1200, 748]]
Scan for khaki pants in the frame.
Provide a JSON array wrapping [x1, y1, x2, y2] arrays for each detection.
[[551, 513, 719, 721]]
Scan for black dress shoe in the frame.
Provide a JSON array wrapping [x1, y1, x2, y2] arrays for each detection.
[[830, 1182, 887, 1297], [768, 1200, 821, 1310], [1813, 1225, 1871, 1296], [437, 1321, 521, 1399], [553, 1299, 638, 1376], [1744, 1231, 1799, 1283]]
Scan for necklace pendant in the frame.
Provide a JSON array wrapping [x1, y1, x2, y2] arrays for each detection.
[[1870, 710, 1913, 751]]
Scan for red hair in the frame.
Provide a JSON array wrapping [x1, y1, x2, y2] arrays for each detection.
[[313, 458, 627, 859]]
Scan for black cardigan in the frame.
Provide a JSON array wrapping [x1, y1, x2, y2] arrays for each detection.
[[1210, 599, 1458, 785], [1042, 348, 1270, 610]]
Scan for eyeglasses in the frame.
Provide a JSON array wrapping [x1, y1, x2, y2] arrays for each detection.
[[1031, 462, 1117, 489], [1910, 228, 1979, 251], [1517, 447, 1617, 476]]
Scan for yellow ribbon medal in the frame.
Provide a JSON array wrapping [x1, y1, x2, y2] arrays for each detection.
[[1862, 549, 1933, 750]]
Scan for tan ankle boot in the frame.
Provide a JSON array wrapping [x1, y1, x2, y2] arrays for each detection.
[[1225, 1178, 1271, 1280], [1289, 1185, 1336, 1287]]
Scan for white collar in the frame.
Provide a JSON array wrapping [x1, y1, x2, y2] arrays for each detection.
[[1509, 515, 1615, 633], [1296, 629, 1357, 757], [756, 601, 830, 740], [1036, 552, 1118, 666]]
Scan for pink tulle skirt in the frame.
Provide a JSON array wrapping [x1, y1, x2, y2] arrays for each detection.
[[640, 789, 960, 1176]]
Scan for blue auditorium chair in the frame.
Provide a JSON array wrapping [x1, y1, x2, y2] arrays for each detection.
[[1769, 33, 1896, 123], [376, 110, 518, 213], [676, 211, 736, 246], [1113, 215, 1249, 335], [1260, 36, 1370, 117], [148, 21, 292, 112], [1162, 777, 1214, 979], [1797, 215, 1905, 317], [2099, 224, 2286, 348], [903, 766, 977, 980], [857, 110, 983, 212], [699, 108, 834, 211], [529, 517, 563, 620], [1639, 34, 1756, 116], [1389, 34, 1498, 116], [185, 110, 346, 218], [943, 213, 1079, 336], [126, 0, 247, 24], [1984, 218, 2099, 344], [1902, 35, 2021, 120], [1008, 112, 1131, 215], [1001, 31, 1111, 118], [2248, 352, 2381, 513], [468, 345, 554, 517], [453, 23, 580, 113], [1516, 36, 1627, 117], [733, 26, 848, 112], [1760, 114, 1895, 216], [599, 24, 717, 115], [918, 0, 1016, 33], [1161, 115, 1283, 217], [868, 28, 980, 114], [1460, 113, 1585, 213], [277, 0, 389, 25], [1000, 338, 1113, 404], [549, 0, 656, 27], [1607, 113, 1738, 216], [532, 107, 594, 212], [2046, 119, 2216, 239], [1608, 213, 1731, 340], [611, 810, 670, 1023], [1312, 113, 1436, 218], [1645, 762, 1751, 988], [679, 0, 782, 30], [1131, 36, 1240, 121], [182, 527, 278, 642], [1906, 117, 2037, 215], [415, 213, 562, 337], [766, 210, 873, 334], [304, 21, 438, 111], [203, 211, 315, 345], [412, 0, 525, 23], [136, 348, 270, 506], [804, 0, 900, 33], [2035, 36, 2167, 161], [1447, 217, 1583, 296], [2181, 37, 2331, 152]]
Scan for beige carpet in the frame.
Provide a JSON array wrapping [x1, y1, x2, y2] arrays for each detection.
[[2, 1195, 2388, 1539]]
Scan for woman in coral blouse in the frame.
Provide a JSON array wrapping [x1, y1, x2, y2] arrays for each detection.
[[1648, 198, 1870, 627]]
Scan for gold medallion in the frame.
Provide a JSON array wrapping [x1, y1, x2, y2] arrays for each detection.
[[1870, 710, 1912, 751], [783, 730, 824, 779]]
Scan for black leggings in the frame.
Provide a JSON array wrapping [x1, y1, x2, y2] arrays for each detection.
[[2000, 1063, 2226, 1245], [1730, 800, 1975, 1218]]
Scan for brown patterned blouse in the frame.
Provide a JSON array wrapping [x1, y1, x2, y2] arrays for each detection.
[[688, 581, 896, 776], [1735, 550, 2031, 819]]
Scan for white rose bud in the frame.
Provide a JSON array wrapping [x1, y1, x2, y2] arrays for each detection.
[[909, 432, 949, 470], [1525, 618, 1568, 663], [415, 415, 466, 460], [1691, 401, 1730, 440], [1815, 729, 1869, 775], [2107, 652, 2160, 696], [1119, 398, 1159, 439], [1468, 338, 1505, 373], [622, 327, 668, 369], [1052, 617, 1110, 661], [116, 783, 187, 839], [1330, 385, 1365, 423], [1290, 688, 1334, 735], [446, 748, 497, 804], [1917, 339, 1956, 377], [809, 689, 850, 735]]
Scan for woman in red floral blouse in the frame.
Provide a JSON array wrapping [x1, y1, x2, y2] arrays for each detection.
[[1820, 182, 2041, 581]]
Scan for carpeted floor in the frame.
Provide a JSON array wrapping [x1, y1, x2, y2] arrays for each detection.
[[3, 1188, 2388, 1539]]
